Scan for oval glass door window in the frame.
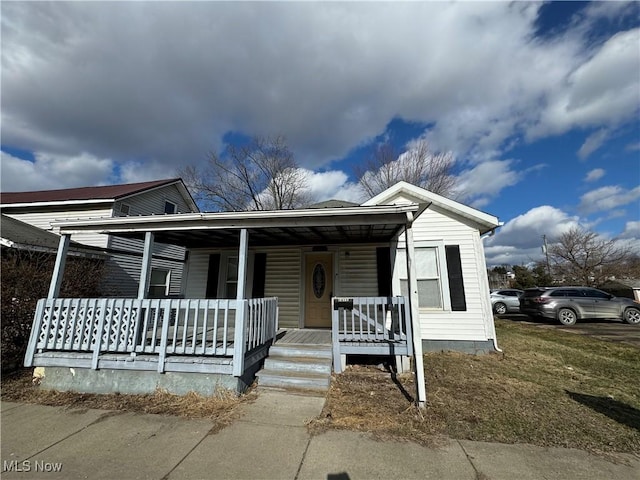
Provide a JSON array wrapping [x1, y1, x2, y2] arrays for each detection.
[[312, 263, 326, 298]]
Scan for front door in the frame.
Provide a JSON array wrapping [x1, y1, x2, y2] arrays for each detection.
[[304, 253, 333, 328]]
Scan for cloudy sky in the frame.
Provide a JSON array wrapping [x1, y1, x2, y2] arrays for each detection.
[[1, 1, 639, 266]]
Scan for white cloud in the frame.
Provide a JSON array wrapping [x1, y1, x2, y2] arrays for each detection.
[[529, 28, 640, 140], [578, 185, 640, 214], [486, 206, 581, 253], [119, 161, 181, 185], [584, 168, 605, 182], [2, 2, 636, 182], [578, 129, 609, 160], [620, 220, 640, 239], [302, 170, 366, 204], [455, 160, 523, 207], [1, 150, 114, 192]]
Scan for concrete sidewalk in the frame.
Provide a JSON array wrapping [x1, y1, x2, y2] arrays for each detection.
[[2, 392, 639, 480]]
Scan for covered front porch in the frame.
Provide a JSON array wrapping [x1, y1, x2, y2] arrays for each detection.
[[25, 204, 427, 404]]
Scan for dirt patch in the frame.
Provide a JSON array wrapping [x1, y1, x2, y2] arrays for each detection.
[[309, 319, 640, 454], [1, 369, 253, 433]]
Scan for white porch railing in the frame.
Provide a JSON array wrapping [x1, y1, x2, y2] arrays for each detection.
[[24, 297, 278, 376], [331, 296, 413, 373]]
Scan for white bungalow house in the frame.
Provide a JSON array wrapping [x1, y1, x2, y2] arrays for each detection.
[[23, 182, 501, 405], [0, 178, 199, 297]]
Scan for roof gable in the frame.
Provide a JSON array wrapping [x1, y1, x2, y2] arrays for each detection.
[[362, 181, 501, 234]]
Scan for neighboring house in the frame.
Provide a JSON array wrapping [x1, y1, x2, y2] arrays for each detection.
[[600, 279, 640, 302], [23, 181, 501, 405], [1, 178, 199, 297], [1, 214, 105, 258]]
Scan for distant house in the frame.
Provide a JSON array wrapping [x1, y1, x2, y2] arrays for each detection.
[[600, 279, 640, 302], [22, 181, 501, 405], [0, 179, 199, 297]]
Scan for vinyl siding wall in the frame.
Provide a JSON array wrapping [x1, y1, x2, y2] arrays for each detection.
[[389, 196, 493, 343], [104, 185, 193, 296], [113, 184, 194, 217], [334, 245, 379, 297], [184, 245, 382, 330]]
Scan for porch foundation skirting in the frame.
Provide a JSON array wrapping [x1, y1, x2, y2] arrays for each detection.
[[34, 365, 245, 396], [422, 339, 496, 354]]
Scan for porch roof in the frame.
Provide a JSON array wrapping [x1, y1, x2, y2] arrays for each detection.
[[53, 204, 424, 248]]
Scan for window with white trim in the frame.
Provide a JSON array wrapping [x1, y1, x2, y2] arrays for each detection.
[[148, 268, 170, 298], [164, 200, 177, 214], [397, 247, 443, 308], [119, 203, 131, 215], [223, 256, 238, 299]]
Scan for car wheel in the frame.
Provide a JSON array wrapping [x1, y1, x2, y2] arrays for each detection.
[[494, 302, 507, 315], [558, 308, 577, 326], [623, 307, 640, 325]]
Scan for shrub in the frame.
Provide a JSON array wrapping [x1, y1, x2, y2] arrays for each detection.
[[1, 249, 104, 372]]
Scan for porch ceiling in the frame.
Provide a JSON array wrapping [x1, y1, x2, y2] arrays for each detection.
[[54, 204, 423, 248]]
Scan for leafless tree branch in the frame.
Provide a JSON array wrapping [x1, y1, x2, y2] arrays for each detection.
[[356, 139, 456, 198], [180, 135, 311, 211]]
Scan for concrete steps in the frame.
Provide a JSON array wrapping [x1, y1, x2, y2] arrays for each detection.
[[257, 343, 332, 393]]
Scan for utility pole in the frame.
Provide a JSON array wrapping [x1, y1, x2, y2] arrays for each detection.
[[542, 235, 551, 278]]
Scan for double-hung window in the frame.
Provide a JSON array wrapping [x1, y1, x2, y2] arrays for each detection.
[[148, 268, 170, 298], [397, 246, 443, 308], [224, 256, 239, 299], [395, 243, 467, 311]]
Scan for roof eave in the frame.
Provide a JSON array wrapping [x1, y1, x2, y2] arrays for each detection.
[[54, 204, 419, 235]]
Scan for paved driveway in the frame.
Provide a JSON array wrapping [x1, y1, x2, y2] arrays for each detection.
[[499, 314, 640, 349]]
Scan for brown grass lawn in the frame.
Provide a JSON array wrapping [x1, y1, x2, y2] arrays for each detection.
[[309, 319, 640, 454]]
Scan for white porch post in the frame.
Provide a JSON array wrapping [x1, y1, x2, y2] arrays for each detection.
[[137, 232, 154, 299], [405, 217, 427, 408], [233, 228, 249, 377], [47, 234, 71, 299], [236, 228, 249, 300]]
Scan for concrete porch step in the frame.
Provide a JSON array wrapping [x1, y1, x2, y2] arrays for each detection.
[[268, 344, 332, 359], [256, 368, 331, 392], [264, 355, 332, 375], [257, 340, 333, 393]]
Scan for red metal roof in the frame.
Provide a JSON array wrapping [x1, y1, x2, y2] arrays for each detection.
[[0, 178, 182, 205]]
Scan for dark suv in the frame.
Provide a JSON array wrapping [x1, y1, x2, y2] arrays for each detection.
[[519, 287, 640, 326]]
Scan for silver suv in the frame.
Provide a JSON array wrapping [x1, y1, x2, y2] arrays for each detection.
[[490, 289, 523, 315], [519, 287, 640, 326]]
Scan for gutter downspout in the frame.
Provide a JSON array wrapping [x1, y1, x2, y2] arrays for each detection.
[[481, 222, 504, 353]]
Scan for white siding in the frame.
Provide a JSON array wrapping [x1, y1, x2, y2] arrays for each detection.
[[382, 192, 494, 343], [398, 209, 493, 341], [335, 245, 379, 297], [3, 208, 113, 248]]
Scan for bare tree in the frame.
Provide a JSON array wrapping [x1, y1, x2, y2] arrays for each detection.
[[548, 227, 633, 286], [356, 139, 456, 198], [181, 135, 312, 211]]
